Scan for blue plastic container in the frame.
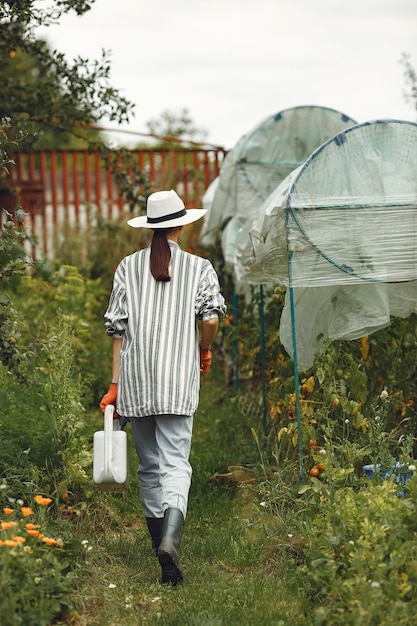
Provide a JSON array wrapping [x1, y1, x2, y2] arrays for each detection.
[[363, 462, 415, 495]]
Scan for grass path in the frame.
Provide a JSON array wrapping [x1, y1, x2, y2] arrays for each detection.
[[73, 369, 312, 625]]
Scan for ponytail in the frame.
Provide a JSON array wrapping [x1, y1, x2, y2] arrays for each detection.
[[150, 229, 172, 281]]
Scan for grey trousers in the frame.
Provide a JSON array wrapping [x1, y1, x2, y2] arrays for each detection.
[[130, 414, 193, 519]]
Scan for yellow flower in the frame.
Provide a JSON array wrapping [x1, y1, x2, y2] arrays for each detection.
[[21, 507, 34, 517], [34, 495, 52, 506], [1, 521, 17, 530], [42, 536, 57, 546], [4, 539, 18, 547], [304, 376, 315, 394], [3, 507, 14, 515], [360, 336, 369, 360]]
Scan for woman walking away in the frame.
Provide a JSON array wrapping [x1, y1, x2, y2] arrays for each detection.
[[100, 190, 226, 586]]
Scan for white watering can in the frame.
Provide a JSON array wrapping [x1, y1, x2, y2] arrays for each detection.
[[93, 404, 129, 491]]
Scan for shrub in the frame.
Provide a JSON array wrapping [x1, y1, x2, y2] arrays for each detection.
[[297, 477, 417, 625], [8, 264, 112, 406], [0, 493, 78, 626], [0, 317, 94, 502], [233, 286, 417, 467]]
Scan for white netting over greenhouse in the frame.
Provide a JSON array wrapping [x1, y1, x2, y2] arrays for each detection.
[[202, 176, 219, 212], [199, 105, 357, 269], [235, 119, 417, 370]]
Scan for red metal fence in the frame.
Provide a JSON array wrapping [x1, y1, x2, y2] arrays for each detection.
[[0, 148, 225, 259]]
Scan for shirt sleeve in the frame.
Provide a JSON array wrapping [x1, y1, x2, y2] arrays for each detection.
[[104, 258, 128, 338], [195, 260, 227, 321]]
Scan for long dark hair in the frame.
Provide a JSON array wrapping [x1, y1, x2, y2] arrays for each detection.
[[150, 228, 172, 281]]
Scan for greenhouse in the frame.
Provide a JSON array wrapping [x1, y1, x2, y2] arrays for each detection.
[[199, 105, 357, 271], [235, 118, 417, 370]]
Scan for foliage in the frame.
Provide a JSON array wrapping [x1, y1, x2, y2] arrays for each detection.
[[41, 320, 94, 495], [0, 213, 30, 380], [296, 331, 416, 465], [296, 469, 417, 624], [0, 120, 28, 285], [0, 152, 100, 497], [249, 424, 417, 625], [0, 365, 55, 486], [0, 1, 134, 148], [233, 275, 417, 623], [10, 262, 111, 402], [226, 285, 299, 444], [0, 119, 33, 379], [0, 42, 98, 149], [231, 285, 417, 467], [0, 493, 79, 626], [0, 317, 94, 500], [0, 193, 100, 622]]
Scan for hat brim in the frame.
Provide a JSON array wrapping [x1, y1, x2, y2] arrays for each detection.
[[127, 208, 207, 229]]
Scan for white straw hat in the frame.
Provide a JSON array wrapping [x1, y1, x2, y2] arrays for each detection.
[[127, 190, 207, 229]]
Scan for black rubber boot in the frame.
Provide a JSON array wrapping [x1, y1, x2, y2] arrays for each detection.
[[145, 517, 163, 555], [157, 508, 184, 585]]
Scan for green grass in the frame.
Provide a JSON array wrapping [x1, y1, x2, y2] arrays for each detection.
[[70, 368, 311, 625]]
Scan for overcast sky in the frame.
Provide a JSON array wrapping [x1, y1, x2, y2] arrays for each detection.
[[39, 0, 417, 150]]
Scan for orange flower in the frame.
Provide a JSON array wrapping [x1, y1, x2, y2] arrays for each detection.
[[1, 521, 17, 530], [0, 540, 3, 547], [34, 495, 52, 506], [4, 539, 18, 547], [3, 507, 14, 515], [42, 536, 57, 546], [25, 523, 39, 530], [26, 529, 43, 538], [21, 507, 34, 517], [12, 535, 26, 543]]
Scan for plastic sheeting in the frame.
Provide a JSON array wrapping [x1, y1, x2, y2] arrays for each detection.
[[199, 105, 357, 269], [235, 119, 417, 370], [279, 282, 417, 371], [202, 176, 219, 212]]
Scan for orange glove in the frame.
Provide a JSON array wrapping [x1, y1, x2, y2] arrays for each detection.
[[100, 383, 119, 417], [200, 346, 212, 376]]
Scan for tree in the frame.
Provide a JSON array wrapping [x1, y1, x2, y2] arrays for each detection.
[[0, 0, 134, 148], [145, 108, 208, 147], [1, 44, 100, 149], [401, 53, 417, 117], [0, 1, 149, 212]]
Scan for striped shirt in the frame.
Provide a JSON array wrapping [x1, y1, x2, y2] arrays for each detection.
[[104, 241, 226, 418]]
